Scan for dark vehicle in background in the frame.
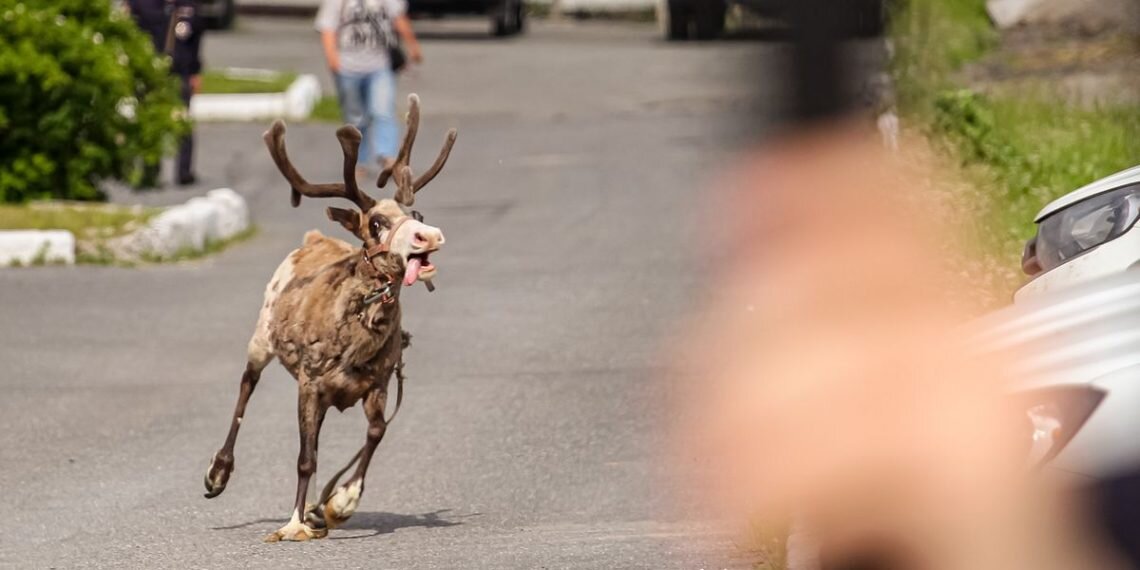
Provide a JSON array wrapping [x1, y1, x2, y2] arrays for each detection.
[[410, 0, 526, 36], [658, 0, 885, 40], [201, 0, 237, 29], [199, 0, 523, 36]]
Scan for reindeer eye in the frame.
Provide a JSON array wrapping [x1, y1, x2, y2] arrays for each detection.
[[369, 218, 384, 237], [411, 210, 424, 223]]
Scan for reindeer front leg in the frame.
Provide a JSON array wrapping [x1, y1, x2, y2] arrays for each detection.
[[320, 387, 389, 529], [265, 383, 328, 542]]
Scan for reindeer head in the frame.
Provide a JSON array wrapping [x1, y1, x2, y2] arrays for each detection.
[[264, 94, 457, 287]]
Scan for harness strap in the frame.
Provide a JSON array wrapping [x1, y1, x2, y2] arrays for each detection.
[[360, 217, 412, 303], [390, 357, 406, 424], [314, 220, 415, 512], [365, 216, 411, 259]]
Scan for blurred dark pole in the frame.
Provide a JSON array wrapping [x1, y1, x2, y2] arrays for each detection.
[[781, 0, 886, 127], [788, 0, 851, 124]]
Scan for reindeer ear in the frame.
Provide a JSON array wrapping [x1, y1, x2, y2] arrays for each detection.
[[326, 207, 363, 238]]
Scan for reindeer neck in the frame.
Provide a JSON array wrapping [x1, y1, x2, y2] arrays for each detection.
[[353, 247, 404, 286], [349, 249, 404, 333]]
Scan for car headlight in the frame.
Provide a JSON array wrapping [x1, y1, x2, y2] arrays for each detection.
[[1028, 183, 1140, 275], [1019, 385, 1105, 469]]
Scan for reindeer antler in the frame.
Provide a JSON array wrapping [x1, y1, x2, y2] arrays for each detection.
[[377, 94, 459, 206], [263, 120, 376, 211], [335, 125, 377, 211]]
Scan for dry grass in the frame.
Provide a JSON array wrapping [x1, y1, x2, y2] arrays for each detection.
[[0, 202, 154, 237], [892, 0, 1140, 304], [892, 129, 1024, 311]]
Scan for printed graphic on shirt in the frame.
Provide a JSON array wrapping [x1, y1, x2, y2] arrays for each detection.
[[338, 0, 391, 52]]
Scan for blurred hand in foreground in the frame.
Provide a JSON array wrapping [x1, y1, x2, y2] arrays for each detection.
[[674, 122, 1125, 570]]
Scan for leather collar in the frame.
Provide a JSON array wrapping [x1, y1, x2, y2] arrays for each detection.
[[360, 217, 412, 305]]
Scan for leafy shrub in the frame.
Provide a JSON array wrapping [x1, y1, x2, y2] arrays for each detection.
[[0, 0, 188, 203], [933, 89, 1017, 168], [889, 0, 997, 113], [935, 88, 1140, 239]]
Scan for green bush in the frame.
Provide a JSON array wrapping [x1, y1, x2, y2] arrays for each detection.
[[889, 0, 997, 113], [0, 0, 188, 203], [933, 89, 1016, 168], [934, 88, 1140, 247]]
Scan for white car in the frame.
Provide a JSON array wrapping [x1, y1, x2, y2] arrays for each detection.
[[991, 166, 1140, 560], [974, 271, 1140, 560]]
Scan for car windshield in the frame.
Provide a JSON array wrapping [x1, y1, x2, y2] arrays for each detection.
[[1036, 183, 1140, 273]]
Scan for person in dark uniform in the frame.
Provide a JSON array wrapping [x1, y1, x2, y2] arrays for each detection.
[[127, 0, 204, 186]]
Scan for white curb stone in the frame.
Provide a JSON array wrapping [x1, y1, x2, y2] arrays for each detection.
[[110, 188, 251, 259], [1, 189, 249, 267], [986, 0, 1039, 28], [284, 75, 322, 120], [191, 74, 322, 122], [0, 230, 75, 266], [558, 0, 653, 11]]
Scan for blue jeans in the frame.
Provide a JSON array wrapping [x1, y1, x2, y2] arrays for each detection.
[[335, 69, 398, 165]]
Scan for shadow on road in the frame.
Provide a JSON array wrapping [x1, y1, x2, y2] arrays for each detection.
[[211, 509, 472, 539], [414, 31, 521, 41], [719, 27, 793, 42], [332, 509, 473, 539]]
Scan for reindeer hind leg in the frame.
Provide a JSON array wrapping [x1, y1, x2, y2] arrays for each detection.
[[322, 387, 389, 529]]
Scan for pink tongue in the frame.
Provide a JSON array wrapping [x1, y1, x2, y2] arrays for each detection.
[[404, 258, 422, 286]]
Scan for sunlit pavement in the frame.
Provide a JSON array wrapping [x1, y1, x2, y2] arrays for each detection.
[[0, 18, 767, 568]]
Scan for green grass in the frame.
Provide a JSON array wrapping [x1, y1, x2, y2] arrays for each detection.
[[199, 70, 298, 94], [308, 95, 343, 122], [934, 91, 1140, 255], [890, 0, 997, 113], [889, 0, 1140, 297], [524, 0, 552, 18], [0, 202, 154, 237]]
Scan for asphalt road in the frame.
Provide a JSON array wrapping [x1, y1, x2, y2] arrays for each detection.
[[1, 18, 765, 568]]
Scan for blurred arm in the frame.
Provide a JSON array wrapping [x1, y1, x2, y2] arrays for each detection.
[[315, 0, 341, 72], [394, 16, 421, 64], [320, 30, 340, 73]]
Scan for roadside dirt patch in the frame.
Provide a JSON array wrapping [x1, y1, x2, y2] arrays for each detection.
[[962, 25, 1140, 107]]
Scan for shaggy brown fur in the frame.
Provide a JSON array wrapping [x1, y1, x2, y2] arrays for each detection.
[[271, 232, 404, 411], [202, 94, 456, 543]]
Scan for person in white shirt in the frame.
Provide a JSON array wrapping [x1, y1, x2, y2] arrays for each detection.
[[316, 0, 422, 174]]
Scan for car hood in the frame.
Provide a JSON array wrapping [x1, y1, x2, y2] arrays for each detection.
[[970, 271, 1140, 390]]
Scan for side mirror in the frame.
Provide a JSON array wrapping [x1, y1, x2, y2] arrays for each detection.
[[1022, 235, 1043, 276]]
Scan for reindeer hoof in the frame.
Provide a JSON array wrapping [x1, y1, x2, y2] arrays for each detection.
[[264, 521, 327, 543], [322, 481, 363, 529], [304, 506, 329, 529], [203, 451, 233, 499]]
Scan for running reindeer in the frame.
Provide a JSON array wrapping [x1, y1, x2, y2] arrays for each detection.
[[203, 94, 457, 542]]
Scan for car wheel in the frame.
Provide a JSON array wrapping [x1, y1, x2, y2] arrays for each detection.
[[661, 0, 691, 40], [206, 0, 236, 30], [851, 0, 886, 38], [693, 0, 725, 40], [514, 0, 526, 34], [492, 0, 520, 37]]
